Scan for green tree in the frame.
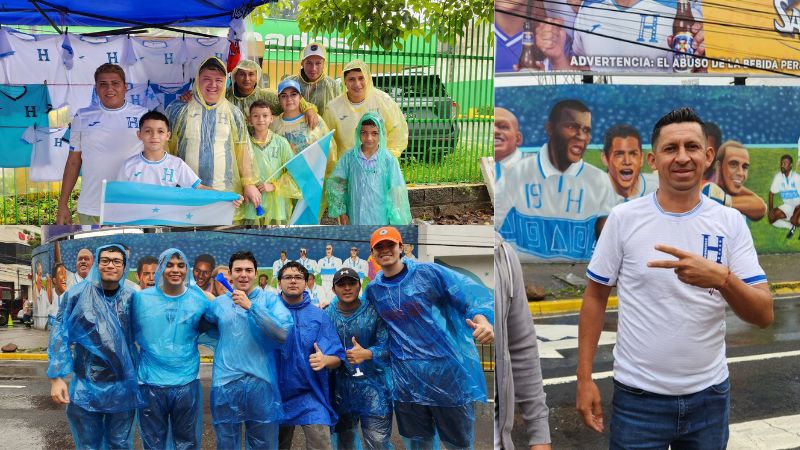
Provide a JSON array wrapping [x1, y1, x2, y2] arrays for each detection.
[[253, 0, 492, 50]]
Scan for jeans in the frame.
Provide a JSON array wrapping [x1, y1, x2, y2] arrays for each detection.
[[395, 402, 474, 449], [335, 413, 394, 449], [139, 380, 203, 450], [66, 403, 135, 450], [610, 378, 730, 450]]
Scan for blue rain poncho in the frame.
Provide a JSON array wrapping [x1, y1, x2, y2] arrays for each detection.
[[133, 248, 210, 387], [326, 298, 392, 417], [326, 111, 411, 225], [206, 288, 293, 424], [47, 243, 144, 413], [277, 291, 347, 426], [364, 259, 494, 407]]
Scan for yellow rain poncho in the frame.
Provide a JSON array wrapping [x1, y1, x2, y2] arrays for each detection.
[[228, 59, 316, 121], [165, 57, 256, 193], [284, 45, 341, 114], [322, 60, 408, 158], [242, 131, 300, 224]]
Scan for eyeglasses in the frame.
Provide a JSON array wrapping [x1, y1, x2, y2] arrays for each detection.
[[99, 258, 124, 267], [281, 275, 305, 282]]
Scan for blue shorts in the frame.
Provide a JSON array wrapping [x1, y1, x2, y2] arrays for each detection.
[[394, 402, 473, 449]]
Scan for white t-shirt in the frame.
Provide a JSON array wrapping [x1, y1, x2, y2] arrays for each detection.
[[48, 288, 66, 318], [70, 101, 148, 216], [127, 38, 189, 85], [573, 0, 675, 72], [272, 258, 291, 277], [117, 152, 201, 188], [295, 257, 318, 275], [342, 257, 369, 279], [769, 170, 800, 209], [495, 143, 617, 262], [317, 256, 343, 277], [586, 193, 767, 395], [66, 270, 85, 290], [613, 172, 660, 204], [22, 126, 71, 182]]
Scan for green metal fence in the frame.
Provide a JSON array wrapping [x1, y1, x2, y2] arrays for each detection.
[[0, 19, 494, 225]]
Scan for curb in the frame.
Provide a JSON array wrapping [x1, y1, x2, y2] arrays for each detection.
[[0, 353, 48, 360], [531, 282, 800, 317]]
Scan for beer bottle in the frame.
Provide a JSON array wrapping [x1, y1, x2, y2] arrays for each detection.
[[672, 0, 695, 72], [517, 0, 545, 70]]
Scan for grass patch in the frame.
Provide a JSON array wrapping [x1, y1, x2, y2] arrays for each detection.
[[402, 142, 491, 184], [583, 148, 800, 255]]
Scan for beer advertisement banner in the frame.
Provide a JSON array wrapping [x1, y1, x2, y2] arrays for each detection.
[[494, 84, 800, 262], [495, 0, 800, 76]]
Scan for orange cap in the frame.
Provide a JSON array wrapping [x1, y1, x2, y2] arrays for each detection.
[[370, 226, 403, 249]]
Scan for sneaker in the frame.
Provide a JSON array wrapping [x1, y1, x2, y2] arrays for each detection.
[[787, 227, 796, 239]]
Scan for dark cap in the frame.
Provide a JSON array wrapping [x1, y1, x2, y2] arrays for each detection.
[[333, 267, 360, 285]]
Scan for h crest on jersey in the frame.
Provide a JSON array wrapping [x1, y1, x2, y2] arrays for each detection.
[[702, 234, 724, 263]]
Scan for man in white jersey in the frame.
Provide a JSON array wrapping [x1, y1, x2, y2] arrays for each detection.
[[316, 243, 342, 305], [577, 108, 773, 448], [768, 154, 800, 237], [66, 248, 93, 290], [57, 64, 149, 224], [341, 246, 368, 280], [536, 0, 704, 72], [600, 124, 658, 204], [495, 99, 616, 262], [494, 107, 529, 181], [295, 248, 317, 276], [272, 251, 291, 278]]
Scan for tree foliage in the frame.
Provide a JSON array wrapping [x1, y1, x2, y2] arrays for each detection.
[[254, 0, 493, 50]]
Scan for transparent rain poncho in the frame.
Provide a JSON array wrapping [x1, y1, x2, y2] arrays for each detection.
[[133, 248, 210, 387], [326, 111, 411, 225], [364, 259, 494, 407], [277, 291, 347, 426], [47, 243, 144, 413], [325, 298, 392, 417], [206, 287, 293, 424]]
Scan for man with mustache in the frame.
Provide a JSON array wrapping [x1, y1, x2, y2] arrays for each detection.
[[714, 140, 766, 221], [495, 99, 616, 261], [601, 124, 658, 203]]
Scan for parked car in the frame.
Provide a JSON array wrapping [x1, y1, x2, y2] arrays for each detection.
[[372, 73, 460, 161]]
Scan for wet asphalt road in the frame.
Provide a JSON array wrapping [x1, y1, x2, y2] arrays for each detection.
[[0, 364, 494, 450], [509, 295, 800, 449]]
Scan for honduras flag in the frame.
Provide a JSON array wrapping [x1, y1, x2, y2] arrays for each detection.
[[286, 131, 333, 225], [100, 180, 240, 226]]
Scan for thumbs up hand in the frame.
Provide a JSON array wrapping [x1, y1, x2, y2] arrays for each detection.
[[467, 315, 494, 344], [346, 336, 373, 365], [309, 342, 326, 371]]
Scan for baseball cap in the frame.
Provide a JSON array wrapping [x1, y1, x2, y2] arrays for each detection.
[[333, 267, 360, 285], [277, 79, 301, 96], [302, 42, 327, 62], [370, 226, 403, 249]]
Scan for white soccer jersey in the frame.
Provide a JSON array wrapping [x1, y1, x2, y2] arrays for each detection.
[[573, 0, 675, 72], [317, 256, 342, 277], [22, 126, 71, 182], [184, 37, 229, 77], [128, 38, 189, 85], [149, 81, 192, 112], [66, 270, 85, 290], [70, 101, 148, 216], [66, 34, 130, 85], [586, 193, 766, 395], [0, 29, 67, 86], [342, 257, 369, 279], [613, 171, 660, 204], [296, 257, 318, 275], [495, 143, 617, 262], [272, 258, 292, 277], [117, 152, 201, 188], [769, 170, 800, 209], [48, 289, 66, 319]]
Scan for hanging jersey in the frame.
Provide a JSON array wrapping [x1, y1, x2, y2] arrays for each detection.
[[573, 0, 674, 72], [71, 101, 147, 215], [22, 126, 71, 181], [117, 152, 201, 188], [66, 34, 130, 86], [0, 84, 51, 167], [149, 81, 193, 112], [128, 38, 189, 85], [184, 37, 229, 77], [0, 29, 67, 86]]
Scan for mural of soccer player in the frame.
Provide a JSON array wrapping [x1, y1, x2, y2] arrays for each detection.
[[495, 107, 526, 180], [495, 99, 617, 262], [600, 124, 658, 203], [715, 140, 766, 221], [702, 121, 723, 182], [768, 154, 800, 238], [536, 0, 704, 72]]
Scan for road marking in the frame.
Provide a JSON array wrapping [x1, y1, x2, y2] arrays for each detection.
[[0, 385, 26, 389], [543, 350, 800, 386], [537, 324, 616, 359], [729, 414, 800, 449]]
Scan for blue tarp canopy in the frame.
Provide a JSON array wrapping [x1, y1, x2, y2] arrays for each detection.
[[0, 0, 272, 28]]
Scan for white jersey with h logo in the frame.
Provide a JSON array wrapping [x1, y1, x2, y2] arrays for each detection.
[[573, 0, 675, 72], [586, 194, 766, 395], [23, 126, 71, 182], [495, 144, 617, 262], [117, 152, 201, 188], [769, 170, 800, 216]]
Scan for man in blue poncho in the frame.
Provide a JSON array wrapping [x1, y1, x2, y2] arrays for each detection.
[[365, 226, 495, 449], [326, 267, 393, 450], [48, 243, 144, 449], [205, 250, 293, 449], [277, 261, 346, 450], [133, 248, 210, 449]]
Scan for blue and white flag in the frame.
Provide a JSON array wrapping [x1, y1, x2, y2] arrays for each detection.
[[100, 180, 240, 226], [286, 131, 333, 225]]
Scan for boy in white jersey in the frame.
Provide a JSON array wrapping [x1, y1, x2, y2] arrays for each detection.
[[577, 108, 773, 448]]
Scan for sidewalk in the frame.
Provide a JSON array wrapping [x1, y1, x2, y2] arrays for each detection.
[[524, 253, 800, 316]]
